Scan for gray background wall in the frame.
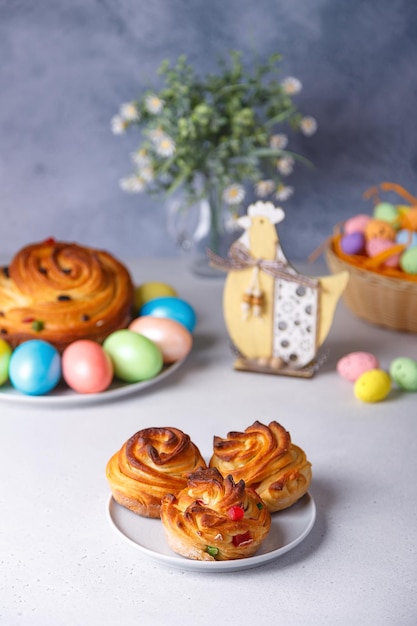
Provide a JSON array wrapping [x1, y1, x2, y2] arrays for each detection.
[[1, 0, 417, 262]]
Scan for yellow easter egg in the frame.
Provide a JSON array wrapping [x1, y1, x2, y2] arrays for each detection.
[[134, 282, 178, 311], [354, 369, 392, 403]]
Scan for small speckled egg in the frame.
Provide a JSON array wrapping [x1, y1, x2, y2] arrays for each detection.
[[373, 202, 398, 224], [129, 316, 192, 364], [344, 214, 372, 235], [364, 219, 396, 242], [340, 232, 366, 255], [389, 357, 417, 391], [396, 229, 417, 248], [366, 238, 401, 267], [139, 296, 197, 333], [0, 338, 12, 386], [9, 340, 61, 395], [337, 351, 379, 382], [134, 282, 178, 311], [62, 340, 114, 393], [399, 246, 417, 274], [354, 369, 392, 403], [103, 329, 163, 383]]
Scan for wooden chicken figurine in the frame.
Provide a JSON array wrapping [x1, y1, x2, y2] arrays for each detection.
[[209, 201, 349, 377]]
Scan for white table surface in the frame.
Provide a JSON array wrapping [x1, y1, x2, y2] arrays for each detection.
[[1, 258, 416, 626]]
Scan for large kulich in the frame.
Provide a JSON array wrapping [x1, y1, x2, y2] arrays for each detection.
[[0, 238, 134, 351]]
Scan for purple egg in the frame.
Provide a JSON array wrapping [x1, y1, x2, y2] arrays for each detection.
[[340, 232, 366, 255]]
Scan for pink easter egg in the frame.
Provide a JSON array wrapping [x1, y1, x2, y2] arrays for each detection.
[[62, 340, 114, 393], [366, 238, 401, 267], [344, 214, 372, 235], [337, 351, 379, 382], [128, 316, 192, 364]]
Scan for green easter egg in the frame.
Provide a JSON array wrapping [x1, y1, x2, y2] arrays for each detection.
[[0, 338, 12, 385], [390, 357, 417, 391], [103, 329, 163, 383], [400, 246, 417, 274], [373, 202, 398, 225]]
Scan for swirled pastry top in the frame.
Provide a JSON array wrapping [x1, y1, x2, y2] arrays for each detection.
[[209, 421, 312, 512], [160, 467, 271, 561], [0, 239, 134, 350], [106, 427, 207, 518]]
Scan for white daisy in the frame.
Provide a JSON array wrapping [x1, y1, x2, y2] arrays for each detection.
[[281, 76, 302, 95], [155, 135, 176, 157], [145, 94, 164, 114], [131, 149, 152, 168], [300, 116, 318, 136], [120, 102, 140, 122], [269, 134, 288, 150], [111, 114, 128, 135], [277, 156, 295, 176], [255, 179, 275, 198], [275, 184, 294, 201], [138, 165, 154, 183], [222, 183, 245, 205], [148, 126, 166, 143], [119, 175, 146, 193]]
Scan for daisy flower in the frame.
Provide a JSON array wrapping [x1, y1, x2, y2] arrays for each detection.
[[275, 184, 294, 201], [277, 156, 295, 176], [120, 102, 140, 122], [255, 179, 275, 197], [111, 115, 128, 135], [269, 134, 288, 150], [138, 165, 154, 183], [119, 175, 146, 193], [222, 183, 245, 205], [148, 126, 166, 143], [131, 149, 152, 168], [281, 76, 302, 95], [300, 116, 318, 136], [155, 135, 176, 157], [145, 94, 164, 114]]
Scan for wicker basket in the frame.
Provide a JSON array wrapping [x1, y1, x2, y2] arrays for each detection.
[[325, 236, 417, 333]]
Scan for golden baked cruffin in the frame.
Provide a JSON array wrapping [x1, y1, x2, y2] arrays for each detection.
[[0, 238, 134, 351], [209, 421, 312, 512], [106, 427, 207, 519], [160, 467, 271, 561]]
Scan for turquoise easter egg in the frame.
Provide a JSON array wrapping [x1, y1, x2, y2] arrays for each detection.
[[9, 340, 61, 395], [396, 229, 417, 248], [139, 297, 197, 333], [390, 357, 417, 391]]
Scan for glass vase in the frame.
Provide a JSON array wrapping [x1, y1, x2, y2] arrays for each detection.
[[166, 178, 239, 278]]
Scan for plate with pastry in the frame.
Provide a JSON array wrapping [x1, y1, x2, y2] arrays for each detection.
[[0, 238, 191, 405], [105, 425, 316, 572]]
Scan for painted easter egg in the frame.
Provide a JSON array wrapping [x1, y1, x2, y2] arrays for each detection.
[[389, 357, 417, 391], [396, 229, 417, 248], [128, 316, 192, 364], [340, 232, 366, 255], [103, 329, 163, 383], [134, 282, 178, 310], [344, 214, 372, 235], [139, 297, 197, 333], [364, 219, 396, 242], [399, 246, 417, 274], [354, 369, 391, 403], [373, 202, 398, 225], [0, 338, 12, 386], [337, 351, 379, 382], [9, 340, 61, 395], [62, 340, 114, 393], [366, 238, 401, 267]]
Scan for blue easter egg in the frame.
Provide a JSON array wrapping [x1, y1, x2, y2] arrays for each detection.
[[396, 229, 417, 248], [139, 296, 197, 333], [9, 340, 62, 395]]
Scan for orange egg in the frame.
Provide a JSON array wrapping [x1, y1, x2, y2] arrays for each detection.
[[400, 207, 417, 231], [364, 219, 396, 241]]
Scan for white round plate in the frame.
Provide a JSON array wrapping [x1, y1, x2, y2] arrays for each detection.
[[0, 357, 186, 407], [107, 493, 316, 572]]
